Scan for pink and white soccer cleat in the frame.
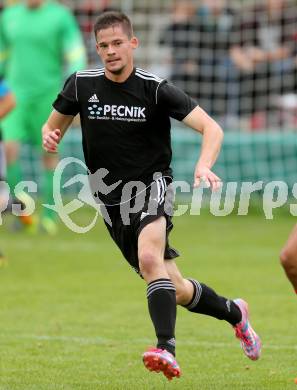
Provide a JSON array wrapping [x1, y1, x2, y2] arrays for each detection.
[[233, 298, 262, 361], [142, 347, 181, 381]]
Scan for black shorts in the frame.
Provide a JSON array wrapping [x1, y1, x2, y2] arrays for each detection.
[[103, 175, 179, 275]]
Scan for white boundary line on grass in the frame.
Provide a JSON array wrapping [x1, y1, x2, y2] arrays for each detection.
[[3, 334, 297, 351]]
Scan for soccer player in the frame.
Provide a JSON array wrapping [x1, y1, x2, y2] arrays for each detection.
[[0, 0, 87, 234], [42, 11, 261, 380], [0, 77, 15, 263], [280, 224, 297, 293]]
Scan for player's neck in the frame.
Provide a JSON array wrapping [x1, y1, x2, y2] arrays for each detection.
[[104, 64, 134, 83]]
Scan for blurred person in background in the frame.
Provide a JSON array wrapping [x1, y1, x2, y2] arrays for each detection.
[[230, 0, 297, 130], [194, 0, 237, 121], [0, 0, 87, 234], [159, 1, 199, 99], [160, 0, 238, 123], [0, 77, 32, 237], [280, 225, 297, 294]]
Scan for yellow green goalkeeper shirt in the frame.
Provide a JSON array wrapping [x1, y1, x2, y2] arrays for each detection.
[[0, 0, 87, 100]]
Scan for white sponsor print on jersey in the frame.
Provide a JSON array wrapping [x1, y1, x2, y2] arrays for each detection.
[[87, 102, 147, 122], [88, 94, 100, 102]]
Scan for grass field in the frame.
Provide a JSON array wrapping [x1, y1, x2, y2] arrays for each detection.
[[0, 209, 296, 389]]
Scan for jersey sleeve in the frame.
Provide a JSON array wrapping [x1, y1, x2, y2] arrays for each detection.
[[53, 73, 79, 116], [157, 81, 198, 121], [61, 8, 87, 74]]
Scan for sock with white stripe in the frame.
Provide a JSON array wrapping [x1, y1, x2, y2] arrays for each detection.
[[147, 278, 176, 355], [184, 279, 242, 326]]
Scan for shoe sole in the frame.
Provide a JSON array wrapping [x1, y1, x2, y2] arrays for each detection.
[[143, 352, 181, 380]]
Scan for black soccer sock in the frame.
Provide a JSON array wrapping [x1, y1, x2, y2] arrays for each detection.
[[184, 279, 242, 326], [147, 278, 177, 356]]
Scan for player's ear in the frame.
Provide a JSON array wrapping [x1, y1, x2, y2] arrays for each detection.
[[95, 42, 102, 57], [130, 36, 138, 49]]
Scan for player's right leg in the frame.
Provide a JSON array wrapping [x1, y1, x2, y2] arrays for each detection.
[[103, 198, 181, 380], [280, 224, 297, 292], [138, 217, 181, 380]]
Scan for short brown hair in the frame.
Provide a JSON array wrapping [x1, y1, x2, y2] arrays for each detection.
[[94, 11, 133, 40]]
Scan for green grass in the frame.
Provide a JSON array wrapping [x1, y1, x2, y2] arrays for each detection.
[[0, 210, 296, 389]]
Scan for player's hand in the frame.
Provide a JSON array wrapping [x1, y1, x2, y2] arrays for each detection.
[[194, 165, 222, 191], [43, 128, 61, 153]]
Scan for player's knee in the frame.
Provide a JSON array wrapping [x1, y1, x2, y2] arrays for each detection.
[[138, 250, 160, 275], [280, 248, 297, 274]]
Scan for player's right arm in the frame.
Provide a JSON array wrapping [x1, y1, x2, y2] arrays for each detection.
[[42, 110, 74, 153], [42, 72, 80, 153]]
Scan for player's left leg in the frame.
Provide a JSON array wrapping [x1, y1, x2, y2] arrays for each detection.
[[165, 260, 261, 361], [280, 224, 297, 292]]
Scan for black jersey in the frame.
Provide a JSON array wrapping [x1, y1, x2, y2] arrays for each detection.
[[53, 67, 197, 203]]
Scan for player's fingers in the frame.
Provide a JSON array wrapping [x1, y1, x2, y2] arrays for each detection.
[[209, 174, 222, 191], [194, 175, 210, 188], [43, 141, 57, 152], [43, 139, 56, 150], [44, 145, 57, 153], [54, 129, 61, 139], [193, 177, 200, 188], [207, 175, 218, 189], [43, 145, 57, 153], [45, 133, 59, 145], [43, 135, 58, 153], [211, 179, 222, 191], [48, 132, 60, 142]]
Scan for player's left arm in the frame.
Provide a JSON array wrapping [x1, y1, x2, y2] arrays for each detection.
[[183, 106, 223, 190]]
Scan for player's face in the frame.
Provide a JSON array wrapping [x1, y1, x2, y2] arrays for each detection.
[[96, 25, 138, 78]]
